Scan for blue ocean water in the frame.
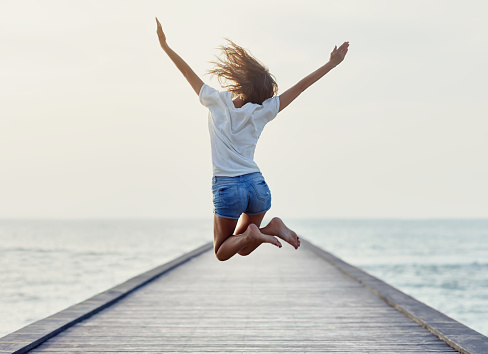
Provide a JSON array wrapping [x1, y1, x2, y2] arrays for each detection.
[[0, 219, 487, 338]]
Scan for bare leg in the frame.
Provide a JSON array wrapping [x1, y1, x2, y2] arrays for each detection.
[[213, 215, 281, 261], [236, 215, 300, 256], [235, 213, 267, 256]]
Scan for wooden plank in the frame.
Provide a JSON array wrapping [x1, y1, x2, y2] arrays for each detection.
[[303, 239, 488, 354], [0, 243, 212, 354], [26, 241, 460, 353]]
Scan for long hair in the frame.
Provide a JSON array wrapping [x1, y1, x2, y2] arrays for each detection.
[[208, 39, 278, 105]]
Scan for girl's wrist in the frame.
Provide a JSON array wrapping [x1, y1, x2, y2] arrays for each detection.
[[325, 61, 337, 69], [160, 41, 169, 50]]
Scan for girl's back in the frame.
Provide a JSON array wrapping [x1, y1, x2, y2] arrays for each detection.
[[200, 84, 279, 177]]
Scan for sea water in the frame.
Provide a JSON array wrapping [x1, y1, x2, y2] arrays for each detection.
[[0, 219, 487, 338]]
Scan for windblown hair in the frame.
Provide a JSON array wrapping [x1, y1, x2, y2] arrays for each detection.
[[208, 39, 278, 105]]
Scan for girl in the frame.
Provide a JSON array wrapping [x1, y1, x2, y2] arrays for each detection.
[[156, 18, 349, 261]]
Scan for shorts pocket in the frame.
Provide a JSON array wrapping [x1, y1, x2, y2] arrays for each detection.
[[218, 185, 239, 206], [251, 180, 271, 201]]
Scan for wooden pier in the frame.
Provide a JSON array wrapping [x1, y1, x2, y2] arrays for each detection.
[[1, 239, 488, 353]]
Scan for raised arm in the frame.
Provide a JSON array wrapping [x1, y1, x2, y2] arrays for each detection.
[[278, 42, 349, 112], [156, 17, 204, 95]]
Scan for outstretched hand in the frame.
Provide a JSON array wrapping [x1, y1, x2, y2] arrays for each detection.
[[329, 41, 349, 67], [155, 17, 166, 46]]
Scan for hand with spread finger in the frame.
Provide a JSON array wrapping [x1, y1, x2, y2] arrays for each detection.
[[329, 41, 349, 67], [154, 16, 204, 95]]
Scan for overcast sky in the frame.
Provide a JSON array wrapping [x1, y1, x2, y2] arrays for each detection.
[[1, 0, 487, 219]]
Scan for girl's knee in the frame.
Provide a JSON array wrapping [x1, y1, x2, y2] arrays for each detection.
[[214, 246, 230, 261]]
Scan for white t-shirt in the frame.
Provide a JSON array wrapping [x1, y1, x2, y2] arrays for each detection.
[[199, 84, 280, 177]]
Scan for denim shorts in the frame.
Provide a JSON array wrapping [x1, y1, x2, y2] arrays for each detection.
[[212, 172, 272, 219]]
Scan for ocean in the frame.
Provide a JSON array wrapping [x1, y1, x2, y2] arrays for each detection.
[[0, 218, 487, 338]]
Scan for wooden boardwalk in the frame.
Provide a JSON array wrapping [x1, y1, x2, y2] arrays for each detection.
[[2, 239, 488, 353]]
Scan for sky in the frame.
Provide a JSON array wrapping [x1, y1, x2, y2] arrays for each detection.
[[1, 0, 487, 219]]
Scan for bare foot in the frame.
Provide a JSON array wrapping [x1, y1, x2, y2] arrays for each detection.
[[244, 224, 282, 248], [265, 217, 300, 249]]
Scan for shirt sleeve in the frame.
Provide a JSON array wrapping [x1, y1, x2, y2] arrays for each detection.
[[199, 84, 220, 108], [258, 96, 280, 123]]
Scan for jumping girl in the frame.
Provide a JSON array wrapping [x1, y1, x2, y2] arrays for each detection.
[[156, 18, 349, 261]]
